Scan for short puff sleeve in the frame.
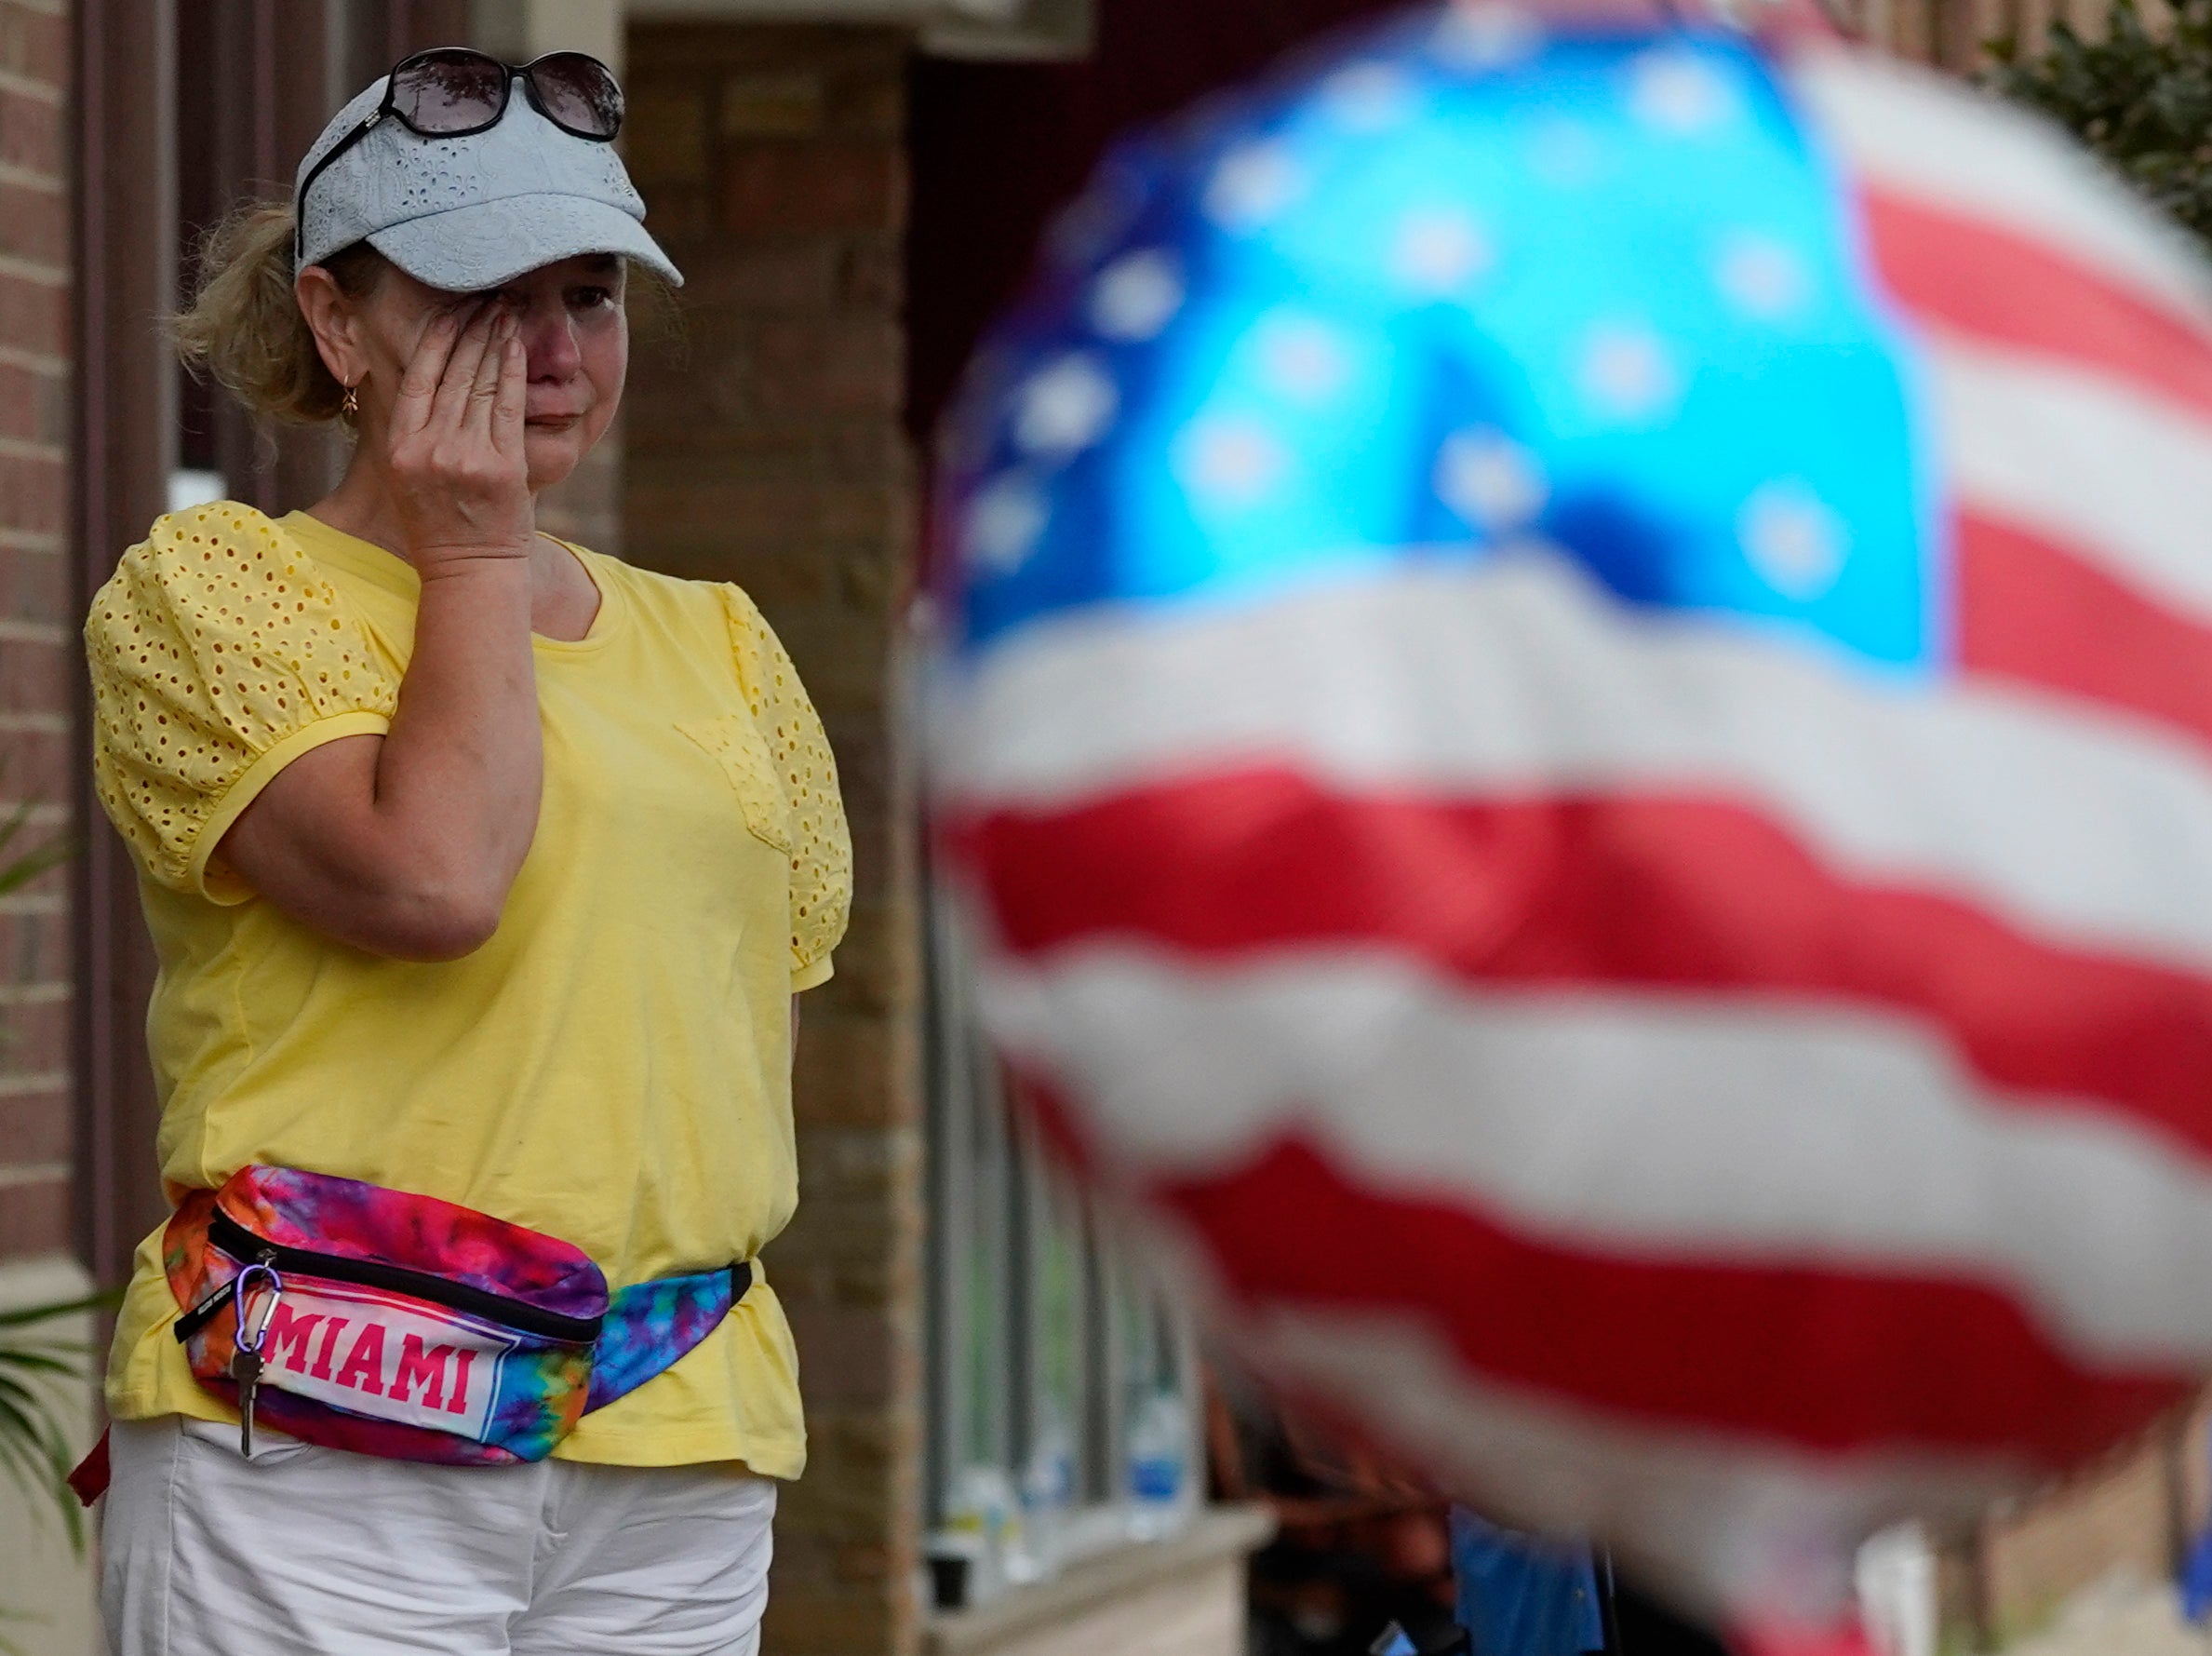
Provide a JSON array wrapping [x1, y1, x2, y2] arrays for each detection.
[[719, 586, 852, 989], [87, 505, 398, 903]]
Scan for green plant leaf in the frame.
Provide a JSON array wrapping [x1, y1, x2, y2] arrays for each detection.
[[0, 1404, 85, 1554], [0, 1349, 82, 1379], [0, 1289, 110, 1562], [0, 1289, 119, 1330]]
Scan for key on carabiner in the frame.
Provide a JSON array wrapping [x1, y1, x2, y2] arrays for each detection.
[[229, 1344, 263, 1458], [228, 1261, 283, 1459]]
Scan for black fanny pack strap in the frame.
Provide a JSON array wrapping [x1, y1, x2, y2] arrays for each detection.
[[180, 1246, 752, 1348]]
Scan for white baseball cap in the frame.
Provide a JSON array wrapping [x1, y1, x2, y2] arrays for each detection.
[[294, 67, 683, 291]]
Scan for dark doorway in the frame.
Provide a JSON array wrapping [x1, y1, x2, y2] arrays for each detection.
[[905, 0, 1403, 453], [73, 0, 472, 1286]]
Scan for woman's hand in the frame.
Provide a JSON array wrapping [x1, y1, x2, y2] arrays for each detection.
[[385, 303, 533, 573], [216, 301, 547, 961]]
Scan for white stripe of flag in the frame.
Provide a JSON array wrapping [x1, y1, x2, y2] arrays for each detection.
[[937, 555, 2212, 974]]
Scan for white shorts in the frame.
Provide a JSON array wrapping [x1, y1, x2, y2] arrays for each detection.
[[101, 1416, 777, 1656]]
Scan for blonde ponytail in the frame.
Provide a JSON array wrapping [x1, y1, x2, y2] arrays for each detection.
[[172, 203, 384, 424]]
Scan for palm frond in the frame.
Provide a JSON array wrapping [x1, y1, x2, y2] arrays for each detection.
[[0, 1349, 80, 1380], [0, 1406, 86, 1554], [0, 1291, 113, 1329], [0, 1289, 114, 1559]]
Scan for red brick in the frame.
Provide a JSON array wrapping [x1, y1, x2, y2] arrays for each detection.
[[1, 545, 65, 625], [0, 180, 64, 267], [796, 1014, 898, 1133], [0, 361, 37, 440], [0, 996, 61, 1075], [0, 627, 60, 707], [0, 723, 69, 801], [627, 478, 903, 552], [1, 907, 63, 986], [618, 413, 898, 485], [0, 359, 60, 441], [751, 316, 902, 417], [839, 236, 902, 310], [642, 190, 713, 242], [0, 449, 61, 533], [679, 241, 843, 312], [0, 84, 60, 179], [24, 373, 62, 451], [0, 268, 63, 357], [775, 1198, 917, 1280], [623, 81, 710, 183], [0, 995, 65, 1075], [813, 900, 918, 1016], [718, 142, 905, 237], [35, 368, 61, 444], [0, 1173, 67, 1260], [719, 69, 826, 141], [0, 1084, 67, 1164], [766, 604, 898, 713], [0, 7, 67, 88], [781, 1304, 897, 1405], [761, 1594, 899, 1655]]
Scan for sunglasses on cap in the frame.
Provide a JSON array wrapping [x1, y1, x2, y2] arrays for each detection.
[[295, 48, 625, 263]]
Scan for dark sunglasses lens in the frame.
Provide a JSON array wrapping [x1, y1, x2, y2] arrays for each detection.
[[391, 49, 507, 133], [529, 54, 623, 138]]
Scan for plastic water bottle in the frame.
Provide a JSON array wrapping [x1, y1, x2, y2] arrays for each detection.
[[945, 1462, 1026, 1596], [1022, 1409, 1076, 1575], [1125, 1388, 1190, 1541]]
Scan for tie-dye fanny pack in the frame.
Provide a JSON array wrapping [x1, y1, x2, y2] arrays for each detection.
[[166, 1165, 749, 1464]]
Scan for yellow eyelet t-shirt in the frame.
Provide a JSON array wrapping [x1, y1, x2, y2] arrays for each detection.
[[84, 504, 852, 1475]]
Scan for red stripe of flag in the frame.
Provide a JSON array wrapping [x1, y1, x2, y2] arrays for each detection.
[[955, 774, 2212, 1159], [1959, 510, 2212, 754], [1147, 1131, 2184, 1461], [1863, 188, 2212, 421]]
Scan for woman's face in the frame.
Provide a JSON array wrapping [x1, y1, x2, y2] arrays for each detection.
[[313, 253, 629, 493]]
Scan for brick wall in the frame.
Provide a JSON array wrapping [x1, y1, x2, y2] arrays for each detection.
[[0, 0, 72, 1265], [623, 22, 924, 1656], [533, 424, 623, 557]]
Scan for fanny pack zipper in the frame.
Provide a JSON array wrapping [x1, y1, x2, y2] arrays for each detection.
[[175, 1208, 603, 1346]]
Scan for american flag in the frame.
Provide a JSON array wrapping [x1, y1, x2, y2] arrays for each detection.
[[929, 1, 2212, 1619]]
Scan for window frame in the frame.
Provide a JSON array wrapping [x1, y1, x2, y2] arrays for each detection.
[[921, 877, 1202, 1595]]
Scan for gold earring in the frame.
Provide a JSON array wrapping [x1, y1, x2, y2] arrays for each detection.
[[342, 383, 359, 420]]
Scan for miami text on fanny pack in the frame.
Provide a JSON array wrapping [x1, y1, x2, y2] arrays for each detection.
[[235, 1285, 506, 1434], [167, 1167, 748, 1465]]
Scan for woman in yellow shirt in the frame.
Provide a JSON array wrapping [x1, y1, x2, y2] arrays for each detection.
[[84, 49, 848, 1656]]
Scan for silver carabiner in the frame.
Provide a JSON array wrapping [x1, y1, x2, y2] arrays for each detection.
[[231, 1259, 285, 1359]]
